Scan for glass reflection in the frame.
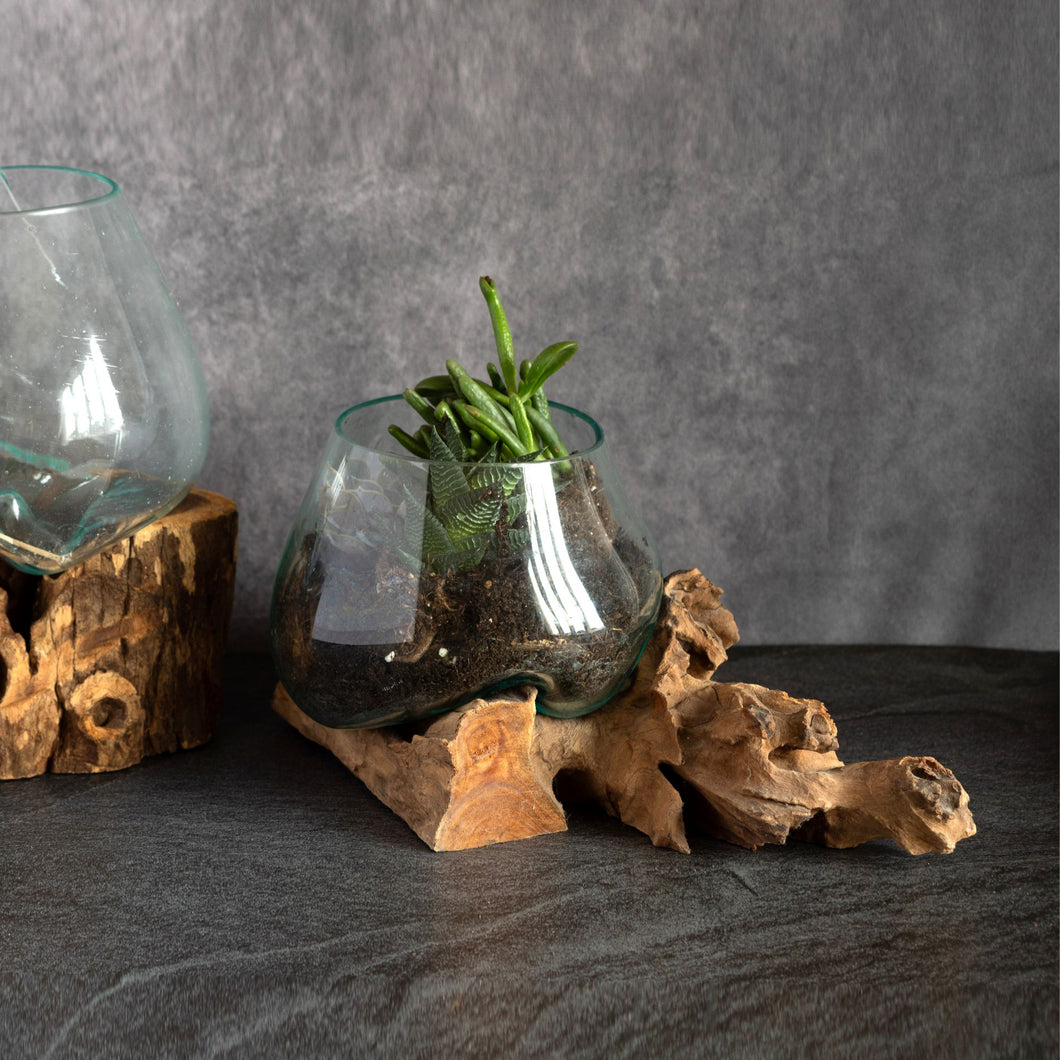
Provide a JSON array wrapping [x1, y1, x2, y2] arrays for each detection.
[[59, 336, 125, 446], [523, 461, 604, 636]]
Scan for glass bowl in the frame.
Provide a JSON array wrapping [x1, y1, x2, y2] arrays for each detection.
[[0, 165, 209, 574], [271, 396, 662, 727]]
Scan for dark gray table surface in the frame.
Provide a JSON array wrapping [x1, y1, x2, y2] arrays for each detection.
[[1, 646, 1056, 1059]]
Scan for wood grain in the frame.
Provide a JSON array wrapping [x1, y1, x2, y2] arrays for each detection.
[[0, 489, 238, 778]]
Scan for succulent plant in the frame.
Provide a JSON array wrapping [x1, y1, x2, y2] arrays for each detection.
[[388, 276, 578, 465], [385, 277, 580, 574]]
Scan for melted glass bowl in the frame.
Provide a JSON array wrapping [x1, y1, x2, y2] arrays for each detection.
[[271, 396, 662, 727], [0, 166, 209, 574]]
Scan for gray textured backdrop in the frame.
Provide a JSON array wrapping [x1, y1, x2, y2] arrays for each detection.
[[3, 1, 1057, 650]]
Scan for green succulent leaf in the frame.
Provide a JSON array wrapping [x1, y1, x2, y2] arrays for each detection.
[[427, 425, 459, 463], [452, 399, 497, 444], [403, 387, 436, 424], [388, 424, 430, 458], [427, 430, 469, 507], [504, 490, 528, 524], [486, 361, 505, 393], [432, 398, 464, 439], [446, 360, 512, 424], [448, 376, 527, 457], [525, 405, 570, 459], [502, 464, 524, 492], [402, 484, 453, 556], [506, 528, 532, 551], [480, 276, 518, 394], [518, 341, 578, 399], [413, 375, 456, 400], [507, 390, 536, 452], [467, 462, 502, 490], [467, 459, 521, 495], [438, 417, 470, 460], [477, 440, 501, 464], [441, 539, 490, 572], [385, 277, 582, 573], [437, 486, 503, 543]]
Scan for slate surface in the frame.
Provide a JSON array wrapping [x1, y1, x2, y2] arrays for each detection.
[[1, 646, 1056, 1058]]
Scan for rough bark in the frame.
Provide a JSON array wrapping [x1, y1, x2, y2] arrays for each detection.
[[0, 489, 237, 778], [273, 570, 976, 855]]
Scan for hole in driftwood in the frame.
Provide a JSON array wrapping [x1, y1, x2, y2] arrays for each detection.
[[0, 566, 40, 647], [91, 697, 128, 730], [0, 566, 41, 702], [658, 763, 736, 843], [791, 811, 829, 845], [551, 767, 597, 807], [685, 652, 715, 683]]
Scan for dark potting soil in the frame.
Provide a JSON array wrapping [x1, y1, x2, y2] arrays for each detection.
[[274, 479, 661, 729]]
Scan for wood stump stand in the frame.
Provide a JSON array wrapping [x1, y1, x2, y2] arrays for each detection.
[[0, 490, 237, 779], [274, 570, 977, 855]]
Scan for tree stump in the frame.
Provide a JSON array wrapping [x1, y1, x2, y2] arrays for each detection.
[[273, 570, 976, 855], [0, 490, 237, 779]]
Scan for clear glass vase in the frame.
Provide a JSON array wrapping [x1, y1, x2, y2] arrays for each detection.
[[271, 396, 662, 727], [0, 166, 209, 574]]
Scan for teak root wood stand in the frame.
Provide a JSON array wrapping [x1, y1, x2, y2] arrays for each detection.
[[0, 490, 237, 779], [273, 570, 977, 854]]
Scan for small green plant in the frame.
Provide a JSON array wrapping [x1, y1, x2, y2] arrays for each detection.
[[387, 276, 579, 573], [388, 276, 577, 463]]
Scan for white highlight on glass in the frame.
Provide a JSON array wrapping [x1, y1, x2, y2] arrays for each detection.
[[59, 336, 124, 445], [523, 461, 603, 636]]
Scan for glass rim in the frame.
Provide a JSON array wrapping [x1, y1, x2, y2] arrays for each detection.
[[333, 393, 606, 465], [0, 164, 121, 217]]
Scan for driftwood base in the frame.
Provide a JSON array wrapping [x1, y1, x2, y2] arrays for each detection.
[[273, 570, 976, 855], [0, 490, 238, 779]]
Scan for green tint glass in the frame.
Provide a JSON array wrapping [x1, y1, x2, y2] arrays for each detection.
[[0, 166, 209, 573]]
